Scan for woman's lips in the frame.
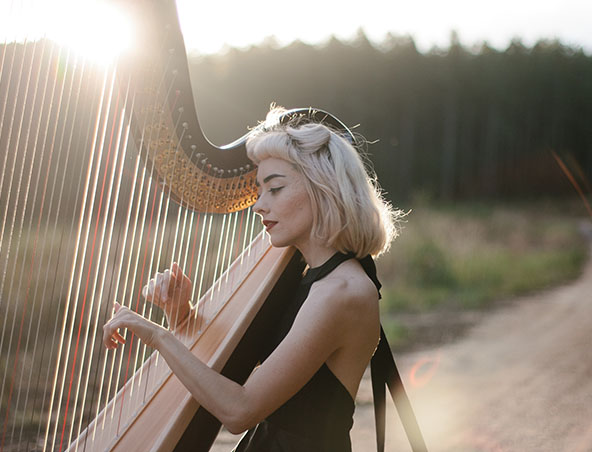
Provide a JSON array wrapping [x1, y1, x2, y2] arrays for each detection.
[[262, 220, 277, 231]]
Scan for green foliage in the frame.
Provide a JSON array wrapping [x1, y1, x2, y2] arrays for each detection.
[[380, 318, 410, 350], [451, 248, 586, 308], [377, 201, 588, 313], [406, 239, 458, 288]]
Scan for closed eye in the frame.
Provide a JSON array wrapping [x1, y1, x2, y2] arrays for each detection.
[[269, 186, 284, 194]]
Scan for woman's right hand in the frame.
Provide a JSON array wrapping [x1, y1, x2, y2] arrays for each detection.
[[142, 262, 193, 327]]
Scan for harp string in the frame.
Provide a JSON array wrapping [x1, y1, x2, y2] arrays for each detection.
[[192, 166, 216, 312], [79, 96, 133, 448], [195, 186, 221, 331], [69, 59, 153, 447], [0, 42, 21, 207], [91, 45, 189, 438], [108, 53, 183, 433], [103, 151, 150, 427], [64, 72, 123, 448], [148, 102, 192, 335], [112, 111, 162, 432], [0, 41, 34, 356], [79, 40, 168, 440], [1, 5, 266, 450], [13, 39, 62, 442], [132, 159, 170, 391], [1, 38, 48, 448], [95, 142, 144, 438], [58, 63, 117, 452], [18, 43, 71, 445], [53, 65, 119, 452], [67, 82, 132, 448], [104, 174, 151, 436], [146, 137, 215, 368], [33, 51, 95, 451], [1, 40, 75, 450], [0, 35, 89, 450], [7, 38, 65, 448], [43, 57, 114, 450]]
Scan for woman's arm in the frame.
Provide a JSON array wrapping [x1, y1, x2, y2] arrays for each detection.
[[102, 303, 246, 430], [104, 276, 374, 434]]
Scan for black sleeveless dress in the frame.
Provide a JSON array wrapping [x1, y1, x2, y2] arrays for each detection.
[[233, 252, 382, 452]]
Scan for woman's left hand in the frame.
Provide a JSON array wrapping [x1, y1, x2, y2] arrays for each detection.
[[103, 302, 166, 350]]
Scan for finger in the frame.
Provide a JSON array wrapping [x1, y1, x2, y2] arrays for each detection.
[[105, 332, 120, 349], [172, 262, 190, 287], [103, 317, 125, 348], [160, 270, 171, 295], [143, 277, 157, 301], [114, 301, 121, 313], [155, 271, 170, 302], [103, 324, 116, 348], [105, 338, 117, 349], [168, 272, 177, 297], [172, 262, 184, 282], [113, 331, 126, 344]]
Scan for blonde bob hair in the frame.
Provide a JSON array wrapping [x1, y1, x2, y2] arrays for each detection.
[[246, 107, 400, 258]]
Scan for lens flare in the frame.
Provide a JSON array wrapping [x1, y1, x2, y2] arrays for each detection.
[[552, 150, 592, 219], [409, 353, 441, 388], [1, 0, 134, 65]]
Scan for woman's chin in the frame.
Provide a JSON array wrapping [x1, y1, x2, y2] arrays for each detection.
[[267, 233, 289, 249]]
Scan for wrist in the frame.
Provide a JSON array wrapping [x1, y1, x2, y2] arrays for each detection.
[[154, 326, 173, 349], [164, 300, 191, 323]]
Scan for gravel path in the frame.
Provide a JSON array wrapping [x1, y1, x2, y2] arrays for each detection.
[[214, 244, 592, 452]]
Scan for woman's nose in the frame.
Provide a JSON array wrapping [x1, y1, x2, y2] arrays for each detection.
[[253, 193, 268, 215]]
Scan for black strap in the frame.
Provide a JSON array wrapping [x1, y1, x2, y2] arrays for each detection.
[[371, 326, 428, 452], [304, 253, 426, 450], [301, 252, 355, 285]]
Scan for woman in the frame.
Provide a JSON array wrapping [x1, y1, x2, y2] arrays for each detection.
[[103, 107, 400, 451]]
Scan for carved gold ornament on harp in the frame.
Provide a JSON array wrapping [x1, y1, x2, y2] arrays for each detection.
[[119, 0, 260, 215], [139, 107, 258, 214]]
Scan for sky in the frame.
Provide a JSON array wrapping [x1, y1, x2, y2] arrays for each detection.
[[175, 0, 592, 55], [0, 0, 590, 62]]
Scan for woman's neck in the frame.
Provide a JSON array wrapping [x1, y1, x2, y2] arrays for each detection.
[[297, 240, 339, 269]]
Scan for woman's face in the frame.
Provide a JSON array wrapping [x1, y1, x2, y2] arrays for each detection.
[[253, 158, 314, 249]]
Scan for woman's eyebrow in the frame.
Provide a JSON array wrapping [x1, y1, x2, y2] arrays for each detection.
[[263, 173, 286, 183], [256, 173, 286, 186]]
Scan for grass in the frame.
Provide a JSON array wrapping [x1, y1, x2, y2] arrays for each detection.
[[376, 199, 589, 347]]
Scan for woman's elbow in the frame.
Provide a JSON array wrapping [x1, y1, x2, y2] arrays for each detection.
[[223, 411, 258, 435], [223, 416, 257, 435], [224, 421, 248, 436]]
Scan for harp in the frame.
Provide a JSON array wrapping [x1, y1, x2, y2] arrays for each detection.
[[0, 1, 355, 451]]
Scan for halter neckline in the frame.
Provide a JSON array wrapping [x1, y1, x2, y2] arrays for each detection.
[[301, 252, 355, 286]]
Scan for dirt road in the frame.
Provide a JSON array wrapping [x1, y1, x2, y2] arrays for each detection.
[[214, 244, 592, 452], [351, 242, 592, 452]]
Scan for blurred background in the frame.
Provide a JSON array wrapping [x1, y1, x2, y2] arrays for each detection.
[[178, 0, 592, 351], [1, 0, 591, 450]]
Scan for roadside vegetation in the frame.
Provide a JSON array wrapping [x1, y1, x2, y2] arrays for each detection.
[[376, 198, 589, 349]]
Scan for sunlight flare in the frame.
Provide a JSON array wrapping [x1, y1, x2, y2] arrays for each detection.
[[0, 0, 134, 65]]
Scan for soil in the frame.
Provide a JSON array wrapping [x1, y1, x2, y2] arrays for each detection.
[[213, 241, 592, 452]]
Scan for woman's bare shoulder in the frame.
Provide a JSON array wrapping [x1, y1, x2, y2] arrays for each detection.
[[308, 259, 379, 316]]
